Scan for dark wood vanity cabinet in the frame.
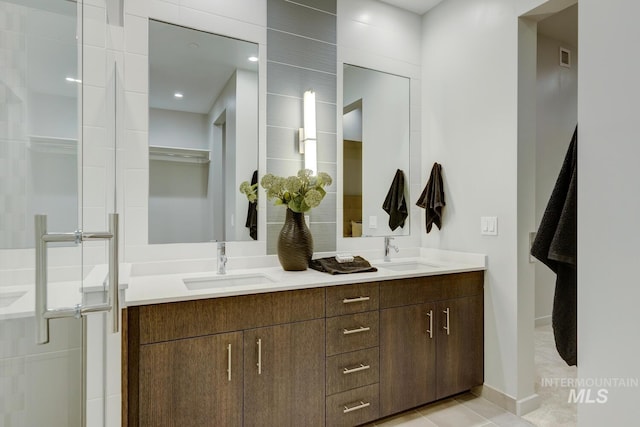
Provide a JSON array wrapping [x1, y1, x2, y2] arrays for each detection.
[[379, 271, 484, 417], [122, 271, 483, 427]]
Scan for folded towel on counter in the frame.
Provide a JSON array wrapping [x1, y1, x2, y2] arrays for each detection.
[[245, 170, 258, 240], [382, 169, 408, 231], [310, 256, 378, 275], [531, 126, 577, 366], [416, 162, 445, 233]]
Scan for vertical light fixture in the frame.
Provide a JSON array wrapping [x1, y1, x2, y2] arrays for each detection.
[[299, 90, 317, 175]]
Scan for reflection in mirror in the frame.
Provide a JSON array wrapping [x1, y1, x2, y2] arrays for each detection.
[[342, 64, 410, 238], [148, 20, 258, 244], [0, 0, 78, 249]]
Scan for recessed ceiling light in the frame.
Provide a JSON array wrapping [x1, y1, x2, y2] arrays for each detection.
[[248, 56, 258, 62], [174, 92, 184, 98], [65, 77, 81, 83]]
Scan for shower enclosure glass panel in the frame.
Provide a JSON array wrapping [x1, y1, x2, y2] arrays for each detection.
[[0, 0, 114, 425]]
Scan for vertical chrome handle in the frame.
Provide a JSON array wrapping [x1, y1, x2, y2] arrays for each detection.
[[34, 213, 119, 345], [109, 213, 119, 333], [443, 307, 450, 335], [256, 338, 262, 375], [227, 343, 232, 381], [426, 309, 433, 339]]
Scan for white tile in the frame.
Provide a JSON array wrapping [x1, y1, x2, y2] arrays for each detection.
[[86, 397, 105, 427], [85, 314, 105, 400], [124, 14, 148, 55], [84, 125, 108, 148], [125, 169, 148, 207], [106, 394, 122, 427], [83, 4, 106, 48], [178, 6, 266, 45], [124, 91, 148, 132], [124, 206, 148, 245], [148, 0, 180, 23], [83, 85, 107, 128], [105, 330, 122, 396], [124, 53, 148, 93], [124, 0, 149, 17], [418, 398, 491, 427], [124, 130, 149, 169], [83, 206, 109, 231], [374, 410, 438, 426], [83, 166, 107, 209], [180, 0, 266, 27]]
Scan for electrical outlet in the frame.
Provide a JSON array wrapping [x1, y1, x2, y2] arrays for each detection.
[[369, 216, 377, 229]]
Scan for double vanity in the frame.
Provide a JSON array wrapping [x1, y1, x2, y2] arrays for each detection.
[[122, 253, 485, 427]]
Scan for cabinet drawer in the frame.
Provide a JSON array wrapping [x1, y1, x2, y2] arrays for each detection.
[[327, 311, 379, 356], [326, 383, 380, 427], [327, 347, 379, 396], [326, 282, 379, 317]]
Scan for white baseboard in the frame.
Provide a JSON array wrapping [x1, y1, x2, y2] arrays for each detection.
[[535, 315, 552, 327], [472, 384, 541, 416]]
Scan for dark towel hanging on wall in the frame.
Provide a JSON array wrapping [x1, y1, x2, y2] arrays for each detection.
[[245, 170, 258, 240], [416, 162, 445, 233], [382, 169, 408, 231], [531, 126, 578, 366]]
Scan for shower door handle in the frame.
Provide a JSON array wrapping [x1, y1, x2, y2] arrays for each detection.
[[35, 213, 120, 344]]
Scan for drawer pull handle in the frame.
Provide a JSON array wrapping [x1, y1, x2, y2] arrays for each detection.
[[256, 338, 262, 375], [426, 309, 433, 339], [443, 307, 450, 335], [342, 296, 370, 304], [343, 363, 371, 375], [343, 401, 371, 414], [343, 326, 370, 335], [227, 343, 232, 382]]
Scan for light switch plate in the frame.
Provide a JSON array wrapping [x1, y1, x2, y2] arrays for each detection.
[[481, 216, 498, 236], [369, 216, 377, 229]]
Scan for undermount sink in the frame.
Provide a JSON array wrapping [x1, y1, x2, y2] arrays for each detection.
[[375, 260, 441, 272], [183, 273, 276, 291], [0, 290, 28, 308]]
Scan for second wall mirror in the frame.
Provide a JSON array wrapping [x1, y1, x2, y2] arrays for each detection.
[[343, 64, 411, 238], [148, 20, 259, 244]]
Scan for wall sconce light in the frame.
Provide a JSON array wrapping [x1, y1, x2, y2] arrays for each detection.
[[299, 90, 317, 175]]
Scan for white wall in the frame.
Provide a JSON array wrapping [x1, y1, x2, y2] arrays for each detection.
[[148, 108, 209, 149], [422, 0, 537, 411], [534, 34, 577, 324], [578, 0, 640, 424], [337, 0, 422, 253]]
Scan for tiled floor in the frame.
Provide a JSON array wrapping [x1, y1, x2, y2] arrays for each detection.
[[364, 324, 576, 427]]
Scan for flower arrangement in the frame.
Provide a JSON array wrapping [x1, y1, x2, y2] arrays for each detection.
[[240, 169, 332, 213], [239, 180, 258, 203]]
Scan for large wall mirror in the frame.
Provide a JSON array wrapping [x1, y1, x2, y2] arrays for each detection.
[[342, 64, 410, 238], [148, 20, 259, 244]]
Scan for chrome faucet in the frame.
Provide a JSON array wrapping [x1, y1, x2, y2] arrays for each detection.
[[217, 242, 227, 274], [384, 236, 399, 262]]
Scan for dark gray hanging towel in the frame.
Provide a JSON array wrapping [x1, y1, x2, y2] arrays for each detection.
[[382, 169, 408, 231], [531, 126, 577, 366], [245, 170, 258, 240], [416, 162, 445, 233]]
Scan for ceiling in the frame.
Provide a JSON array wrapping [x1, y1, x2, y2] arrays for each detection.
[[379, 0, 445, 15], [537, 4, 578, 47]]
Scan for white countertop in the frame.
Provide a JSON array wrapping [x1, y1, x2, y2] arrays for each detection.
[[124, 249, 487, 307]]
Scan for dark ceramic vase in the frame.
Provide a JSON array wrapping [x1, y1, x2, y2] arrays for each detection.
[[277, 208, 313, 271]]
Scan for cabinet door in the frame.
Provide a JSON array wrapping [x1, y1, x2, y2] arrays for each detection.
[[380, 303, 436, 417], [243, 319, 325, 427], [436, 295, 484, 399], [138, 331, 243, 427]]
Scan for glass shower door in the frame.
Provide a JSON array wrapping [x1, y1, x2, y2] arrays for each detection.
[[0, 0, 117, 426]]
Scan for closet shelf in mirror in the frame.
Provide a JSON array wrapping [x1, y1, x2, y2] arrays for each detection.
[[28, 135, 77, 155], [149, 145, 210, 164]]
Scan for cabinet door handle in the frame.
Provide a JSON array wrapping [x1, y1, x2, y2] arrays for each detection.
[[227, 344, 232, 382], [256, 338, 262, 375], [342, 296, 370, 304], [443, 307, 450, 335], [343, 326, 370, 335], [426, 309, 433, 339], [343, 401, 371, 414], [343, 363, 371, 375]]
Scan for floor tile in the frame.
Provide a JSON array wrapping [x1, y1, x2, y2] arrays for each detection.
[[370, 410, 438, 426], [416, 398, 490, 427], [454, 393, 535, 427]]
